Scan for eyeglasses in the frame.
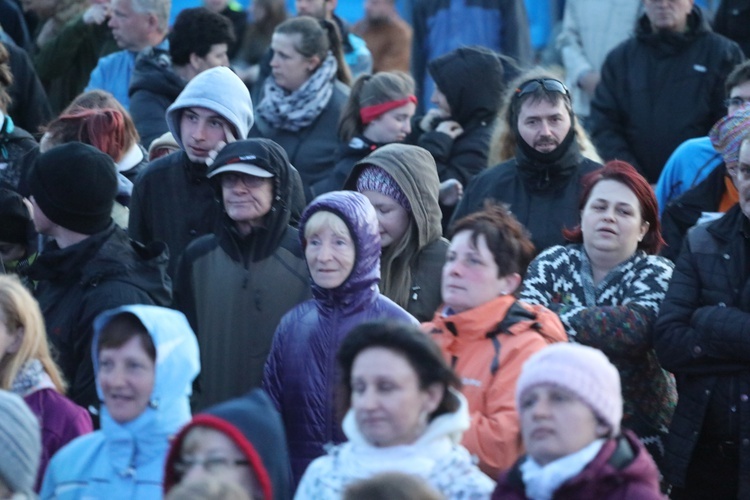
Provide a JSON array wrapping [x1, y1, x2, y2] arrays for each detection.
[[173, 456, 250, 476], [220, 172, 270, 189], [515, 78, 570, 99], [724, 97, 750, 109]]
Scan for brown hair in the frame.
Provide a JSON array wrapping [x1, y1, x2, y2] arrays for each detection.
[[338, 71, 414, 142], [97, 313, 156, 363], [274, 16, 351, 86], [0, 43, 13, 113], [449, 202, 536, 281]]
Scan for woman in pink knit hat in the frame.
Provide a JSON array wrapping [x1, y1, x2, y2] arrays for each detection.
[[493, 343, 663, 500]]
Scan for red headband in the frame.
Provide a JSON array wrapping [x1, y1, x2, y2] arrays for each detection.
[[360, 95, 417, 125]]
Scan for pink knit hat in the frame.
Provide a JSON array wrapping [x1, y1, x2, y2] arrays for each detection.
[[516, 343, 623, 436]]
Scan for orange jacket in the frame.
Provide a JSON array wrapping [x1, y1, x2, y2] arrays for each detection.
[[423, 295, 567, 479]]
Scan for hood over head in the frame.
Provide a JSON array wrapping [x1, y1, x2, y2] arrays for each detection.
[[167, 67, 254, 150], [345, 143, 442, 250], [299, 191, 381, 299], [92, 305, 200, 435], [208, 138, 304, 260], [428, 46, 516, 125], [163, 389, 291, 500]]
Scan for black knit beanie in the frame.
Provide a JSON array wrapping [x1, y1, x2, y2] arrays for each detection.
[[27, 143, 117, 235]]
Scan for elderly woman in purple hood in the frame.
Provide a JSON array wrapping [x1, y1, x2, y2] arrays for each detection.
[[263, 190, 417, 487]]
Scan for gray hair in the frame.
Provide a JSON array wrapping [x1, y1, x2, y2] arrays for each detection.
[[131, 0, 171, 32]]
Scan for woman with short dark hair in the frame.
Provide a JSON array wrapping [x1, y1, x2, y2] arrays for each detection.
[[424, 203, 567, 478], [296, 321, 494, 499]]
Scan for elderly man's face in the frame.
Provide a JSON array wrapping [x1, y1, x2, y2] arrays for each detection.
[[644, 0, 694, 33]]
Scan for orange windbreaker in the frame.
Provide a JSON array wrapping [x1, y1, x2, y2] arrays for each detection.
[[422, 295, 567, 479]]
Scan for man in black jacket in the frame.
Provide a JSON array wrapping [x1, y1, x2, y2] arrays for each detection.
[[25, 143, 171, 417], [655, 136, 750, 499], [451, 71, 601, 253], [590, 0, 744, 184]]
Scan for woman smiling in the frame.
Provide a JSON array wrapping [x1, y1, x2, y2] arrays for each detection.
[[41, 305, 200, 499]]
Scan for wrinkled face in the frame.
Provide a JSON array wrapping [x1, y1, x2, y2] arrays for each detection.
[[98, 336, 156, 424], [363, 102, 415, 144], [517, 98, 572, 153], [270, 33, 319, 93], [295, 0, 328, 19], [580, 180, 648, 265], [520, 384, 608, 466], [108, 0, 155, 51], [192, 43, 230, 74], [736, 141, 750, 220], [20, 0, 55, 17], [352, 347, 442, 447], [0, 308, 21, 363], [305, 220, 357, 289], [364, 0, 394, 21], [442, 231, 513, 313], [361, 190, 410, 248], [221, 173, 274, 231], [430, 87, 451, 115], [180, 107, 230, 163], [177, 426, 259, 496], [643, 0, 694, 33]]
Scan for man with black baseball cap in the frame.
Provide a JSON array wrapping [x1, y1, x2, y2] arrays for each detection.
[[174, 138, 309, 410], [25, 142, 172, 416]]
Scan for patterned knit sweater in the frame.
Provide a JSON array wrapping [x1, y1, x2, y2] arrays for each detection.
[[520, 244, 677, 459]]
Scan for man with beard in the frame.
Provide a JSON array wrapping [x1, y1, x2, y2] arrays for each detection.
[[451, 71, 601, 253]]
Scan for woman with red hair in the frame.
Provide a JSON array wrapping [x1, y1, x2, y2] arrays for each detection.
[[519, 160, 677, 469]]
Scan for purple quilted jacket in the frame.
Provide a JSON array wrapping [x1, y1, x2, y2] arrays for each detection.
[[262, 191, 418, 488]]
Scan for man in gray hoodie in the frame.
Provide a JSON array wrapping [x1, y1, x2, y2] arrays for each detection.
[[129, 66, 254, 276]]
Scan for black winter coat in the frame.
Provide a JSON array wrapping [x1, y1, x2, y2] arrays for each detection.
[[26, 225, 171, 413], [452, 139, 601, 253], [654, 205, 750, 496], [128, 48, 186, 149], [590, 8, 745, 183], [660, 162, 728, 262], [410, 47, 518, 187], [129, 150, 222, 277]]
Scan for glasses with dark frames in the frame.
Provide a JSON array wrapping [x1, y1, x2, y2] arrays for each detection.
[[515, 78, 570, 99]]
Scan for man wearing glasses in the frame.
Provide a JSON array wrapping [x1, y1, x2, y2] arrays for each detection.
[[655, 135, 750, 498], [590, 0, 744, 185], [451, 72, 601, 253], [656, 60, 750, 213]]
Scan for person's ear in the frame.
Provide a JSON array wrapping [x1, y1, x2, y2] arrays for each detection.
[[423, 383, 444, 416], [500, 273, 522, 296], [307, 55, 321, 73]]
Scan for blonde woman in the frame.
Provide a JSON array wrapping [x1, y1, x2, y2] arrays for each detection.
[[0, 274, 92, 490]]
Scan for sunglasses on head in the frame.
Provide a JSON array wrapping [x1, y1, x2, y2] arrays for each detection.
[[515, 78, 570, 99]]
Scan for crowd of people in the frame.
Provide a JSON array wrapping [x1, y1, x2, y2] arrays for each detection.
[[0, 0, 749, 499]]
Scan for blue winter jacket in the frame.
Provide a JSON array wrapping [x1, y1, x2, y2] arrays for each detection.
[[40, 305, 200, 500], [262, 191, 418, 487]]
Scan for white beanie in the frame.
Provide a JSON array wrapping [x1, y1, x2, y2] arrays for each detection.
[[516, 343, 623, 436]]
